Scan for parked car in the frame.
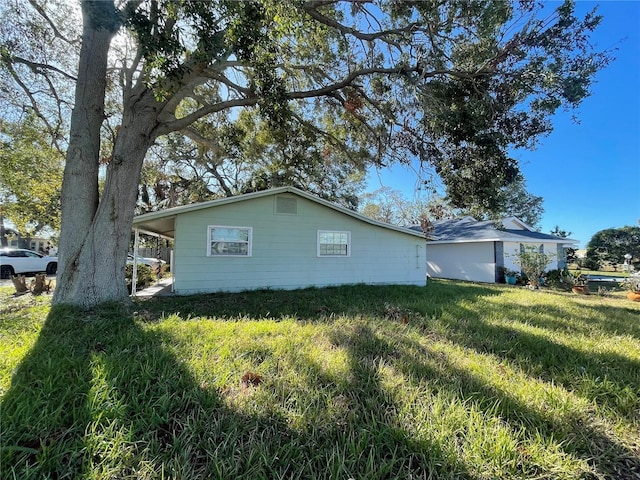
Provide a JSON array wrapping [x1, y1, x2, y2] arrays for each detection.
[[0, 248, 58, 279], [127, 253, 166, 270]]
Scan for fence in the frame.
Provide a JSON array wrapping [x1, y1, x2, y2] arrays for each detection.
[[136, 247, 173, 264]]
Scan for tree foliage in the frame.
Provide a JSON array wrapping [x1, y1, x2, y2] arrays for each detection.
[[585, 226, 640, 270], [0, 117, 63, 239], [458, 177, 544, 228], [0, 0, 611, 306], [550, 225, 577, 265], [398, 1, 609, 211], [362, 178, 543, 229], [138, 109, 366, 212], [359, 187, 457, 227]]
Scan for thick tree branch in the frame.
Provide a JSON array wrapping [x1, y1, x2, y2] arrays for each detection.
[[287, 65, 453, 99], [202, 68, 252, 97], [157, 97, 259, 135], [3, 54, 77, 82], [180, 126, 220, 154]]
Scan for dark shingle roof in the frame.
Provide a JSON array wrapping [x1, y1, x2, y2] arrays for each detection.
[[409, 218, 577, 245]]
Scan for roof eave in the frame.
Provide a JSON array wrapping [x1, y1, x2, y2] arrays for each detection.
[[131, 186, 427, 240]]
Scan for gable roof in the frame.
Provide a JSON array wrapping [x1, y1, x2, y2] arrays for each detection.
[[409, 217, 578, 245], [132, 186, 426, 240]]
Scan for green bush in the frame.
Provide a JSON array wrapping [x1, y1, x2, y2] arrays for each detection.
[[516, 272, 529, 286], [510, 245, 555, 288], [543, 268, 573, 291], [125, 264, 156, 292]]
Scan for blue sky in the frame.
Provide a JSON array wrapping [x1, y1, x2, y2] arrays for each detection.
[[367, 1, 640, 248]]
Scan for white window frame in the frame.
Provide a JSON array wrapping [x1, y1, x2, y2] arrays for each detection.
[[317, 230, 351, 257], [207, 226, 252, 257]]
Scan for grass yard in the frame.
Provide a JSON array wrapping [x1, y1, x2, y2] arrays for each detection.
[[1, 280, 639, 479]]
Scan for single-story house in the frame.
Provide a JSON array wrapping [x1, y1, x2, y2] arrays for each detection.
[[411, 216, 578, 284], [132, 187, 427, 295], [4, 231, 55, 254]]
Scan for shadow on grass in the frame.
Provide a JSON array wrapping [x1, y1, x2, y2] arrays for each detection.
[[1, 300, 476, 479], [136, 283, 500, 321], [134, 282, 639, 478], [2, 282, 638, 479], [417, 302, 640, 420], [137, 283, 640, 425], [390, 328, 640, 479], [1, 304, 287, 478], [517, 289, 640, 340]]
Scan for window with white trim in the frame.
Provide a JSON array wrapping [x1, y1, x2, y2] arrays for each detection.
[[318, 230, 350, 257], [207, 226, 252, 256]]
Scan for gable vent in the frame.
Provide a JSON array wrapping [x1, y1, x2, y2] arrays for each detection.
[[276, 196, 298, 214]]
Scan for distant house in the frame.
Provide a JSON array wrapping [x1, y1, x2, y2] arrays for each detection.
[[5, 232, 55, 255], [411, 217, 578, 284], [132, 187, 427, 295]]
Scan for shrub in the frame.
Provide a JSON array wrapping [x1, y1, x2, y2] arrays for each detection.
[[544, 268, 573, 291], [516, 272, 529, 286], [509, 246, 555, 289], [125, 264, 156, 292], [620, 275, 640, 292]]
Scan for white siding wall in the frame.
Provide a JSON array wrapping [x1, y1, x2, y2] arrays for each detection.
[[426, 242, 495, 283], [173, 195, 426, 294], [503, 242, 563, 273], [501, 218, 526, 230]]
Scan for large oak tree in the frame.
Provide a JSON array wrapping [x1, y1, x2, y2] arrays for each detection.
[[585, 226, 640, 270], [0, 0, 609, 306]]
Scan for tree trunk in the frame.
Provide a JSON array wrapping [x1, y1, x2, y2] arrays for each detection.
[[0, 215, 7, 247], [53, 2, 169, 307], [53, 1, 126, 307], [54, 99, 161, 307]]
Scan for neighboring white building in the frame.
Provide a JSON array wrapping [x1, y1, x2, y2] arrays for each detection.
[[6, 235, 56, 255], [410, 217, 578, 284], [132, 187, 427, 295]]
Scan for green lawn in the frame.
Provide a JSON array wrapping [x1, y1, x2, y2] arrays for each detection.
[[1, 281, 639, 479]]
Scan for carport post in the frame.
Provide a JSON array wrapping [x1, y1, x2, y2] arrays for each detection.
[[131, 229, 139, 296]]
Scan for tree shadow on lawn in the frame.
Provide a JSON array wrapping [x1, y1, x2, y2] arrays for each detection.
[[383, 329, 640, 480], [414, 301, 640, 422], [1, 302, 477, 479], [5, 283, 636, 478], [138, 283, 639, 423], [134, 283, 640, 477], [136, 283, 501, 321], [522, 289, 640, 340]]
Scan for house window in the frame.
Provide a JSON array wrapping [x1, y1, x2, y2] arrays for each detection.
[[318, 230, 350, 257], [208, 226, 252, 256]]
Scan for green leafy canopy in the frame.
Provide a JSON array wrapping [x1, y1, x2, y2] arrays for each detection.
[[0, 116, 63, 237]]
